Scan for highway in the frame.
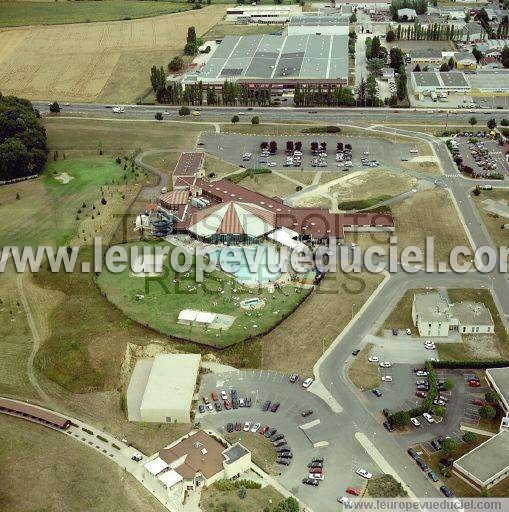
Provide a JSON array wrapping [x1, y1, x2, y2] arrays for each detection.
[[33, 101, 509, 126]]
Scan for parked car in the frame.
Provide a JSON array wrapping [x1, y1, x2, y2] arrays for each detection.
[[312, 457, 324, 464], [372, 389, 382, 397], [416, 391, 427, 398], [271, 403, 280, 413], [428, 471, 440, 482], [226, 422, 234, 433], [302, 377, 314, 388], [198, 404, 205, 414], [473, 398, 487, 406], [243, 421, 251, 432], [289, 374, 299, 383], [379, 362, 392, 368], [206, 403, 213, 412], [220, 390, 228, 401], [223, 400, 231, 410], [383, 421, 395, 432], [468, 380, 481, 387], [415, 457, 429, 471], [382, 408, 390, 418], [232, 399, 239, 409], [338, 497, 351, 506], [265, 428, 277, 438], [214, 402, 222, 412], [392, 328, 398, 335], [251, 422, 260, 433], [239, 398, 245, 407], [274, 441, 287, 448], [440, 485, 454, 498], [381, 376, 393, 382], [423, 412, 434, 424], [368, 356, 379, 362], [234, 422, 242, 431], [262, 401, 271, 412], [277, 459, 290, 466], [410, 417, 421, 427], [431, 437, 444, 451], [301, 410, 313, 417], [302, 478, 319, 486], [245, 397, 252, 408], [416, 371, 429, 377], [352, 349, 361, 356], [308, 461, 323, 468], [346, 487, 360, 496], [259, 425, 269, 435], [272, 434, 284, 442], [308, 472, 324, 480], [407, 448, 418, 460], [279, 452, 293, 459], [356, 468, 372, 479], [202, 396, 210, 405]]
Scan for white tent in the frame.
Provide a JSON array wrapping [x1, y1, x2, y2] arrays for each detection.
[[268, 227, 307, 252]]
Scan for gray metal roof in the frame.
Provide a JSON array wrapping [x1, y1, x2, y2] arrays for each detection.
[[413, 72, 441, 87], [289, 14, 348, 26], [468, 70, 509, 90], [486, 367, 509, 408], [454, 430, 509, 485], [189, 34, 348, 82], [439, 72, 469, 87]]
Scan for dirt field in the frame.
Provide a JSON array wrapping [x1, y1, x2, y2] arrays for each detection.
[[472, 189, 509, 249], [237, 172, 300, 198], [0, 6, 226, 102], [0, 415, 165, 512], [260, 271, 382, 375]]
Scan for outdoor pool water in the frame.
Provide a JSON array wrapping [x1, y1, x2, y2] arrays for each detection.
[[210, 245, 283, 286]]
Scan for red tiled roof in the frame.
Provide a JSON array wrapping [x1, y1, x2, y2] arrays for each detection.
[[159, 190, 189, 206]]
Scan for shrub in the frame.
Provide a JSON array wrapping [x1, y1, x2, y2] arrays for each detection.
[[251, 116, 260, 125], [479, 404, 496, 420], [462, 431, 477, 444], [154, 112, 163, 121], [301, 125, 341, 133], [391, 411, 411, 427], [237, 486, 247, 499], [179, 106, 191, 116], [96, 435, 108, 443], [485, 390, 499, 404]]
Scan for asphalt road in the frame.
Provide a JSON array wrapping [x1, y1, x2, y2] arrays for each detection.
[[33, 101, 509, 126]]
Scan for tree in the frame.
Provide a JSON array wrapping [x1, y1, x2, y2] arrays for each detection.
[[386, 29, 396, 42], [441, 437, 458, 454], [448, 57, 455, 70], [391, 411, 411, 427], [444, 379, 454, 390], [49, 101, 61, 113], [356, 77, 367, 106], [187, 26, 197, 45], [413, 64, 421, 72], [462, 431, 477, 444], [231, 115, 240, 124], [485, 390, 499, 403], [434, 406, 446, 417], [465, 13, 470, 23], [184, 42, 197, 55], [350, 13, 357, 23], [487, 118, 497, 130], [389, 47, 404, 69], [154, 112, 163, 120], [168, 56, 184, 72], [251, 116, 260, 125], [439, 63, 450, 72], [178, 106, 190, 116], [501, 119, 509, 127], [237, 486, 247, 499], [469, 116, 478, 126], [274, 497, 299, 512], [479, 404, 496, 420]]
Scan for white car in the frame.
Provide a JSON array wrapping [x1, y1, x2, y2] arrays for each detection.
[[368, 356, 379, 363], [239, 398, 245, 407], [206, 403, 214, 412], [416, 371, 428, 377], [410, 417, 421, 427], [406, 328, 412, 335], [308, 473, 324, 480], [221, 390, 228, 401], [302, 377, 314, 388], [381, 376, 393, 382], [423, 412, 434, 424], [356, 468, 372, 479], [238, 112, 245, 115], [425, 344, 436, 350], [363, 151, 370, 155], [251, 422, 261, 433], [338, 497, 351, 506], [163, 111, 171, 115], [379, 362, 391, 368], [243, 421, 251, 432], [267, 162, 277, 167]]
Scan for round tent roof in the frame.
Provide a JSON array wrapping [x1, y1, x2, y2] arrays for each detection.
[[188, 201, 276, 238]]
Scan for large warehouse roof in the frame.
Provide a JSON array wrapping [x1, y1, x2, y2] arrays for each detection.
[[185, 34, 348, 82], [139, 354, 201, 420], [289, 14, 348, 26]]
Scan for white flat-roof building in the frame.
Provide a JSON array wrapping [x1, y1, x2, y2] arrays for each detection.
[[287, 14, 350, 35], [127, 354, 201, 423], [226, 5, 299, 24], [486, 367, 509, 413], [454, 430, 509, 490], [397, 8, 417, 21], [412, 292, 494, 337]]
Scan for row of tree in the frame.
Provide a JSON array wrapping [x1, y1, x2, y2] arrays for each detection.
[[0, 94, 47, 182], [390, 0, 428, 21], [392, 23, 470, 41], [293, 85, 356, 107]]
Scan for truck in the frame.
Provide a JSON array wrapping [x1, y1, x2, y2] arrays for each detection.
[[112, 106, 124, 113], [430, 91, 437, 102]]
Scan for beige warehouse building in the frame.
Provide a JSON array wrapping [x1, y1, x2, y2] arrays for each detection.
[[127, 353, 201, 423]]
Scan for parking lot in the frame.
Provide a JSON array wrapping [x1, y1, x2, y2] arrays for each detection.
[[451, 133, 509, 177], [197, 370, 383, 508], [200, 132, 418, 173]]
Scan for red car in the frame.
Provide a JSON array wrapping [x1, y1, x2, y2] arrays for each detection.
[[346, 487, 361, 496], [473, 399, 486, 406], [259, 425, 269, 435], [308, 467, 322, 474], [468, 380, 481, 387], [211, 392, 218, 402], [223, 400, 231, 410], [416, 391, 427, 398]]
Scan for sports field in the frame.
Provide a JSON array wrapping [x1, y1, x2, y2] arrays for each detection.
[[0, 5, 226, 102], [0, 1, 190, 27]]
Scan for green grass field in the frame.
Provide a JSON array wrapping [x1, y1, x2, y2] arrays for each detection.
[[97, 242, 309, 347], [0, 1, 191, 27], [0, 156, 142, 247]]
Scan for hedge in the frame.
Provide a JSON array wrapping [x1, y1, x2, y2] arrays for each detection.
[[226, 168, 271, 184], [301, 125, 341, 133], [431, 360, 509, 369]]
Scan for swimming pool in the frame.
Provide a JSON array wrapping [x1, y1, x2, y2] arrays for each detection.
[[210, 245, 283, 286]]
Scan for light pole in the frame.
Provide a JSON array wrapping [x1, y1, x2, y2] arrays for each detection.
[[352, 302, 356, 320]]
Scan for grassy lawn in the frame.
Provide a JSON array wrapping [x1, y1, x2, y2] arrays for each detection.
[[96, 242, 309, 348], [348, 343, 381, 391], [472, 189, 509, 250], [260, 270, 382, 376], [140, 151, 182, 179], [0, 415, 164, 512], [381, 288, 427, 333], [0, 155, 146, 248], [204, 153, 241, 179], [338, 195, 392, 211], [277, 169, 317, 186], [0, 1, 191, 27], [200, 480, 284, 512], [237, 173, 300, 198], [366, 475, 407, 497], [225, 432, 277, 475], [402, 160, 441, 176], [420, 435, 491, 498], [44, 118, 204, 155]]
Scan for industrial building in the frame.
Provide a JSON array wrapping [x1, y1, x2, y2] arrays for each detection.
[[127, 354, 201, 423], [286, 14, 349, 36], [412, 292, 494, 337], [486, 367, 509, 414], [181, 33, 349, 91], [225, 5, 300, 24]]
